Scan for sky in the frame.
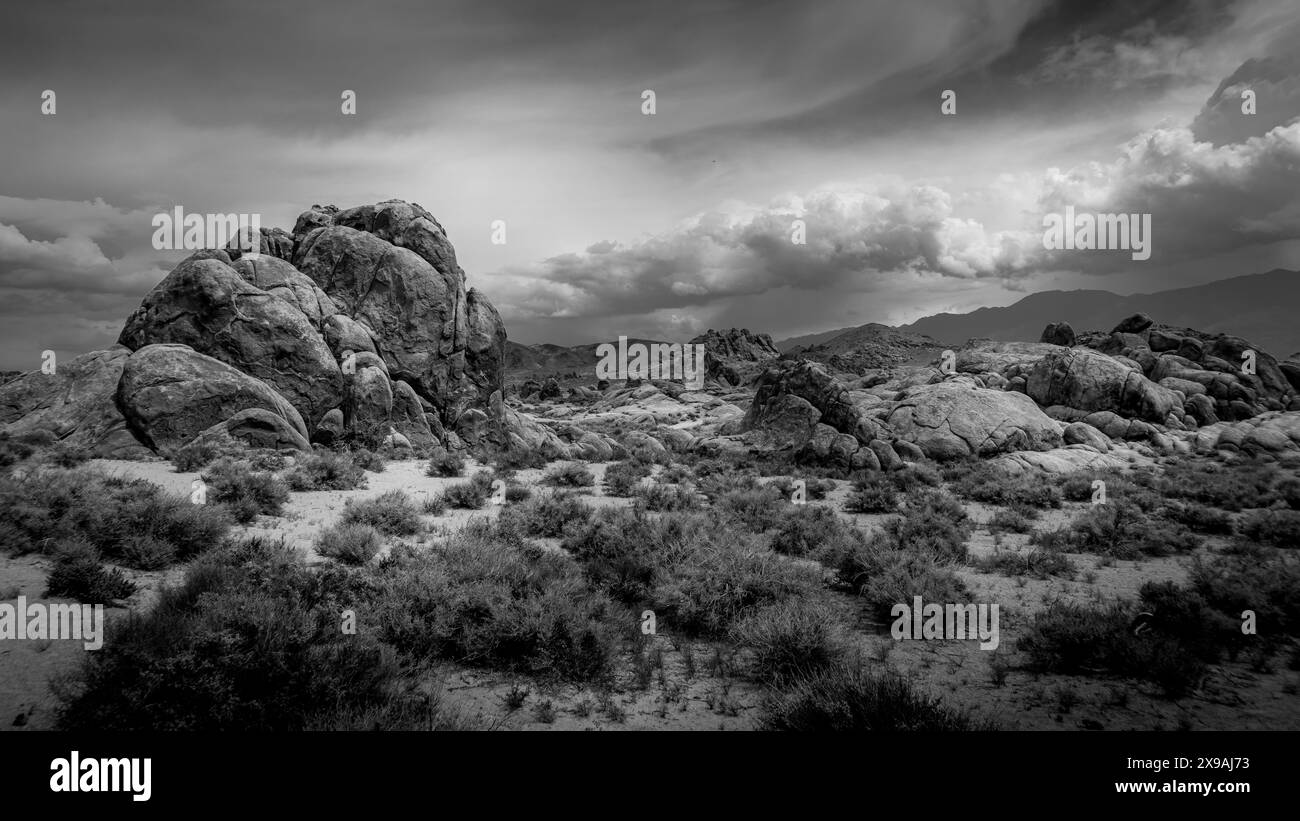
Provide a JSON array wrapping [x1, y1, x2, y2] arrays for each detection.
[[1, 0, 1299, 369]]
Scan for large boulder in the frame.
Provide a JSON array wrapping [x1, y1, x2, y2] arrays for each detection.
[[343, 352, 394, 443], [188, 408, 311, 454], [117, 255, 343, 427], [1027, 348, 1182, 424], [1040, 321, 1076, 347], [229, 254, 337, 329], [746, 359, 867, 441], [743, 393, 822, 450], [291, 201, 505, 421], [0, 347, 150, 459], [690, 327, 780, 387], [117, 344, 308, 453], [883, 380, 1063, 460], [954, 340, 1064, 377]]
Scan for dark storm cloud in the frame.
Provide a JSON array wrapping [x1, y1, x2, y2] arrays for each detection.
[[0, 0, 1296, 362]]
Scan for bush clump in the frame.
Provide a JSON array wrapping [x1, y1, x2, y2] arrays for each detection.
[[340, 491, 421, 536], [315, 523, 385, 565], [602, 460, 652, 496], [760, 663, 987, 730], [201, 458, 289, 523], [286, 450, 367, 491], [425, 448, 466, 478]]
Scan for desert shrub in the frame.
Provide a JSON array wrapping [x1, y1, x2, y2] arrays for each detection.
[[974, 548, 1075, 580], [760, 663, 986, 730], [949, 461, 1060, 508], [889, 463, 942, 493], [171, 438, 232, 472], [315, 523, 384, 565], [697, 470, 760, 500], [857, 550, 969, 622], [1191, 549, 1300, 637], [603, 460, 652, 496], [873, 490, 971, 564], [1017, 601, 1132, 674], [690, 456, 757, 480], [775, 476, 839, 500], [1158, 459, 1280, 512], [202, 458, 289, 523], [633, 481, 702, 512], [118, 534, 177, 570], [505, 484, 531, 503], [0, 468, 230, 566], [498, 492, 593, 538], [443, 480, 488, 509], [286, 450, 367, 491], [57, 538, 405, 730], [1158, 501, 1234, 535], [844, 475, 897, 513], [1017, 587, 1230, 698], [562, 507, 664, 603], [340, 490, 421, 535], [656, 538, 823, 637], [421, 493, 448, 515], [1238, 509, 1300, 548], [45, 540, 137, 603], [1276, 476, 1300, 510], [425, 448, 466, 478], [658, 463, 693, 484], [44, 441, 91, 468], [1059, 470, 1159, 510], [1037, 500, 1202, 558], [715, 486, 786, 532], [771, 505, 861, 558], [543, 461, 595, 488], [371, 535, 622, 681], [987, 507, 1035, 534], [730, 598, 847, 683], [351, 448, 386, 473]]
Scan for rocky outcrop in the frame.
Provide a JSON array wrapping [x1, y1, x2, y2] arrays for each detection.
[[117, 255, 343, 427], [690, 327, 780, 386], [0, 199, 515, 458], [1026, 348, 1182, 424], [1040, 321, 1076, 347], [117, 344, 308, 453], [1190, 411, 1300, 459], [0, 347, 151, 459], [746, 360, 867, 442], [291, 200, 505, 422], [883, 379, 1063, 461], [188, 408, 311, 454]]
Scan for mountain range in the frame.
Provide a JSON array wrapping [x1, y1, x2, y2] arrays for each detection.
[[777, 269, 1300, 358], [506, 269, 1300, 379]]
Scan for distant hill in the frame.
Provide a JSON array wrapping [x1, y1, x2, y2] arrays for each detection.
[[505, 338, 667, 380], [776, 269, 1300, 359], [785, 323, 946, 371]]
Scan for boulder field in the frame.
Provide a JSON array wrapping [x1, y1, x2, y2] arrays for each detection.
[[4, 203, 1298, 472]]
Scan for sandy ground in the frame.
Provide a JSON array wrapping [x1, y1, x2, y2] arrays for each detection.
[[2, 457, 1297, 731]]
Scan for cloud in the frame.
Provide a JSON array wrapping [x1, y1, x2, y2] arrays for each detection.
[[1038, 118, 1300, 265], [1190, 54, 1300, 145], [490, 184, 1039, 327], [1028, 20, 1204, 89]]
